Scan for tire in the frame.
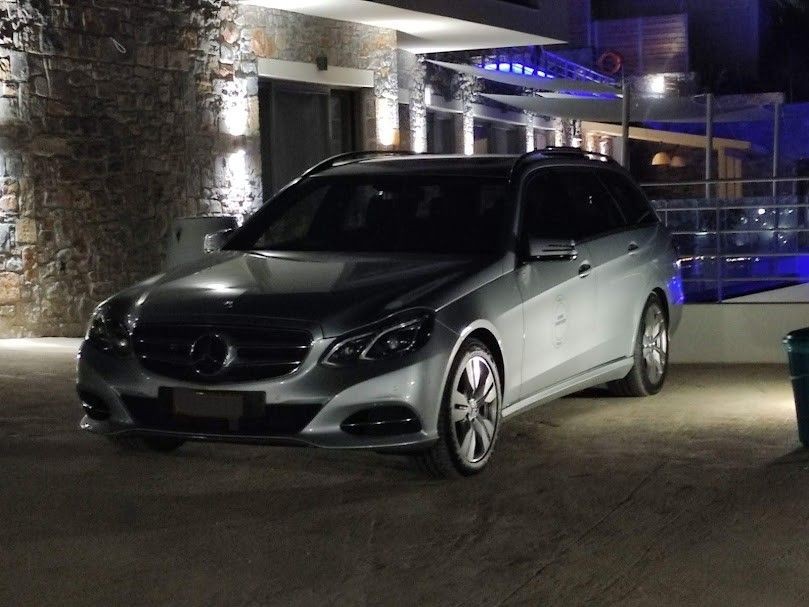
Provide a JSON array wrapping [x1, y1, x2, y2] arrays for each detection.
[[413, 339, 503, 478], [609, 293, 669, 397], [107, 435, 186, 453]]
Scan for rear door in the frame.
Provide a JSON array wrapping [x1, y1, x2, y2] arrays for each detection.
[[516, 168, 598, 399], [592, 169, 662, 361]]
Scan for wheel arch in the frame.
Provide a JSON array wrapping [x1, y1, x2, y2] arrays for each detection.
[[651, 287, 670, 322], [625, 286, 670, 358], [439, 320, 508, 407], [467, 328, 506, 388]]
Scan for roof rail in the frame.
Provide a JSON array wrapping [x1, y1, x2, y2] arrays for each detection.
[[301, 150, 418, 179], [509, 146, 618, 182]]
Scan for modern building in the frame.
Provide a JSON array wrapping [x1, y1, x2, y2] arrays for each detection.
[[0, 0, 575, 337]]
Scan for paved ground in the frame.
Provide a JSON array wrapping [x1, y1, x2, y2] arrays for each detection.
[[2, 339, 808, 607]]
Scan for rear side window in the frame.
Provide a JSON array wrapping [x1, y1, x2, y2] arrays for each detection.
[[557, 169, 625, 239], [522, 170, 578, 241], [523, 168, 625, 241], [598, 171, 658, 226]]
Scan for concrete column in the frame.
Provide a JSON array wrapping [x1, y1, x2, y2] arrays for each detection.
[[409, 56, 428, 153], [525, 114, 535, 152]]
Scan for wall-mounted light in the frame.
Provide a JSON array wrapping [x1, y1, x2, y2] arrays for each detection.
[[670, 155, 688, 168], [649, 74, 667, 96], [226, 149, 248, 216], [525, 125, 535, 153], [463, 112, 474, 156], [221, 80, 249, 137], [376, 97, 398, 148], [652, 151, 672, 166], [424, 85, 432, 107]]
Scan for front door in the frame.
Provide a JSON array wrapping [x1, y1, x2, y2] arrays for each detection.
[[516, 168, 598, 399], [259, 81, 358, 196]]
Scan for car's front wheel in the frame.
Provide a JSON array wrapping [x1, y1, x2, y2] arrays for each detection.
[[414, 338, 502, 478], [609, 293, 669, 397]]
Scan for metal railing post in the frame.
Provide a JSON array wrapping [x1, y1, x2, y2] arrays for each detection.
[[705, 94, 722, 302], [773, 102, 782, 200], [621, 80, 631, 170]]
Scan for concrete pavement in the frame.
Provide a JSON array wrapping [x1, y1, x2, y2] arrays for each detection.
[[1, 340, 807, 606]]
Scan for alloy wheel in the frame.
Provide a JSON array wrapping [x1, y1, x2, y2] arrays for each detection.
[[449, 354, 500, 464], [641, 304, 668, 385]]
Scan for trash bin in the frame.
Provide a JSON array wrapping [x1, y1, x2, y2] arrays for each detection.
[[783, 328, 809, 447]]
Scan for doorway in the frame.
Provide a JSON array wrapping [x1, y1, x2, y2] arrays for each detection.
[[259, 80, 359, 196]]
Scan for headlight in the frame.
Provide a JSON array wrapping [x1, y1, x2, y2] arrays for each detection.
[[86, 304, 131, 356], [323, 312, 434, 366]]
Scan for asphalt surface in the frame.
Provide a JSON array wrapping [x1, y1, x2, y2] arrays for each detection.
[[2, 339, 809, 607]]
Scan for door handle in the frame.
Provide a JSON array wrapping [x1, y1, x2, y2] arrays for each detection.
[[628, 242, 639, 253], [578, 263, 592, 277]]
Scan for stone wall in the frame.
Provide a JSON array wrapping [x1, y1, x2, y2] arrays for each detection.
[[0, 1, 397, 337]]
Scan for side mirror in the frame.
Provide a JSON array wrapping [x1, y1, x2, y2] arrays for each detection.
[[203, 228, 235, 253], [527, 238, 578, 261]]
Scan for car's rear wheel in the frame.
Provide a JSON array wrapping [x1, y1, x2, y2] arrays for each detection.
[[413, 339, 502, 478], [609, 293, 669, 397], [107, 436, 186, 453]]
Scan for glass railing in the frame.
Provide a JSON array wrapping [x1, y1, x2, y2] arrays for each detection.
[[642, 177, 809, 303]]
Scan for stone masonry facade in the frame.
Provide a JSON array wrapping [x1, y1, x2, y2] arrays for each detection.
[[0, 0, 397, 337]]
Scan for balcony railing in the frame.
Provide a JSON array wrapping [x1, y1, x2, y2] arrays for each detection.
[[474, 48, 617, 85], [642, 176, 809, 303]]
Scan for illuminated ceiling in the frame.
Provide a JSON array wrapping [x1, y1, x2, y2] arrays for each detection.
[[241, 0, 564, 53]]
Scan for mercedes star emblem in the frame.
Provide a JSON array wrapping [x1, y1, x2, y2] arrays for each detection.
[[190, 333, 233, 376]]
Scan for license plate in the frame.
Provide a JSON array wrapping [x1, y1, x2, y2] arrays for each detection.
[[172, 389, 247, 420]]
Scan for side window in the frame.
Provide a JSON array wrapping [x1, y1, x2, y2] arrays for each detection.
[[522, 170, 578, 241], [599, 171, 657, 226], [554, 169, 625, 240]]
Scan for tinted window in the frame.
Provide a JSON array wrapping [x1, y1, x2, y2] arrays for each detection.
[[599, 170, 657, 226], [522, 168, 625, 241], [229, 175, 511, 255], [523, 170, 578, 240]]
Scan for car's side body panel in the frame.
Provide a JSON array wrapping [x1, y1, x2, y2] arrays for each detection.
[[435, 269, 525, 408]]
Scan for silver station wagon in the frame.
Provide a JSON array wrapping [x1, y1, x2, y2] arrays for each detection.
[[78, 148, 683, 477]]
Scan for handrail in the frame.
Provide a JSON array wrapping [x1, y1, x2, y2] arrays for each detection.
[[637, 176, 809, 302], [539, 49, 617, 85], [640, 176, 809, 188]]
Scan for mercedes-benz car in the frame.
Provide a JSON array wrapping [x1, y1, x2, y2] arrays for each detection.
[[77, 148, 683, 477]]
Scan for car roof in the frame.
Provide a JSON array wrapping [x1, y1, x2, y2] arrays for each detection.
[[311, 150, 622, 181], [318, 154, 519, 179]]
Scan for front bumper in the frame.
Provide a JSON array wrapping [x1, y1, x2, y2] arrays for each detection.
[[77, 321, 458, 450]]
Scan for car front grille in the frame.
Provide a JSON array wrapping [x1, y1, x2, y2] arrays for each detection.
[[132, 321, 313, 383]]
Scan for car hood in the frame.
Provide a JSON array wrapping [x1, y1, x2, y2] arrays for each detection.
[[124, 251, 499, 337]]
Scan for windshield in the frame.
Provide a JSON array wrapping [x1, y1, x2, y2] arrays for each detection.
[[227, 175, 512, 255]]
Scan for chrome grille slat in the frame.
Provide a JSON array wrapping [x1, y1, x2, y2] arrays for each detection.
[[132, 321, 312, 383], [137, 353, 193, 366], [134, 336, 194, 348], [231, 360, 304, 368], [236, 344, 310, 350]]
